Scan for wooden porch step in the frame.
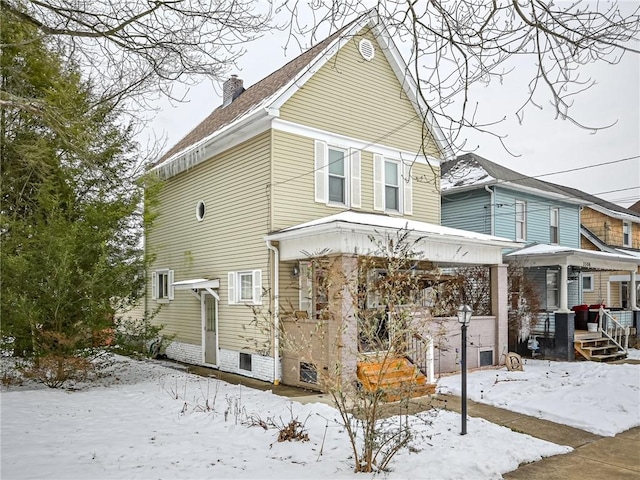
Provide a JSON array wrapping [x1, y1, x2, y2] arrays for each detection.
[[357, 357, 434, 401], [575, 339, 611, 348], [574, 338, 627, 362], [589, 352, 628, 362]]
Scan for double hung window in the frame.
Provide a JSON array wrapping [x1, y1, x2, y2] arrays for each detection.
[[228, 270, 262, 305], [515, 201, 527, 241], [373, 155, 412, 214], [314, 140, 361, 208], [550, 207, 559, 244], [152, 269, 174, 302], [623, 221, 631, 247], [328, 147, 347, 204]]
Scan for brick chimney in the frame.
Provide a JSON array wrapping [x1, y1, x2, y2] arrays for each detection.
[[222, 75, 244, 107]]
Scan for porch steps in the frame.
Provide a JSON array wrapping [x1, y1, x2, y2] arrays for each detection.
[[357, 357, 436, 402], [574, 338, 627, 362]]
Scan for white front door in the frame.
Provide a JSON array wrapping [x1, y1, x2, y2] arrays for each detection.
[[203, 293, 218, 365]]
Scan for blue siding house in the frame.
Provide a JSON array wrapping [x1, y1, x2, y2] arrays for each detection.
[[441, 154, 640, 361]]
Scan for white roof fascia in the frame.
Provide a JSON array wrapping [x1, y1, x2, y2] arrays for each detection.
[[271, 118, 438, 166], [588, 204, 640, 224], [615, 248, 640, 258], [580, 227, 618, 254], [444, 180, 586, 205], [152, 108, 273, 177]]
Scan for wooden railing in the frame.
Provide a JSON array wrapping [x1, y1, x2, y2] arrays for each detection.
[[405, 332, 435, 383], [598, 306, 630, 353]]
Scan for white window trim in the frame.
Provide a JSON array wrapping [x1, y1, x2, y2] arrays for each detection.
[[152, 269, 174, 303], [550, 207, 559, 244], [373, 155, 412, 214], [314, 140, 361, 208], [228, 270, 262, 305], [622, 221, 632, 247], [327, 145, 349, 206], [582, 273, 594, 292], [515, 200, 527, 241]]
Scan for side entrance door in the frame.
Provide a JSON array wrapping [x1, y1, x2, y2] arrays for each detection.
[[203, 292, 218, 365]]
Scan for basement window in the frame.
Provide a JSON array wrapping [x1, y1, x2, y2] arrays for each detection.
[[239, 352, 252, 371], [299, 362, 318, 384], [479, 350, 493, 367]]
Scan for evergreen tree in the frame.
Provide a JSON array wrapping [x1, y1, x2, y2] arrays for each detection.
[[1, 10, 152, 357]]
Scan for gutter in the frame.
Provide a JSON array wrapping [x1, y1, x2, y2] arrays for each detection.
[[265, 240, 280, 385], [485, 185, 495, 236]]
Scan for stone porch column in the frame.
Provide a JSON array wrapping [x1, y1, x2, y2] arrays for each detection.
[[491, 264, 508, 363], [329, 255, 359, 387]]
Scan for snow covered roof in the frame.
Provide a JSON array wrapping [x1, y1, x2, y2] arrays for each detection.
[[266, 211, 521, 264], [270, 211, 520, 246], [506, 243, 640, 271], [440, 153, 585, 205]]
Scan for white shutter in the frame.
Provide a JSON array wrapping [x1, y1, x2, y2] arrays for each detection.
[[373, 154, 384, 211], [168, 270, 175, 300], [314, 140, 327, 203], [252, 270, 262, 305], [403, 162, 413, 215], [350, 148, 361, 208], [151, 271, 158, 300], [228, 272, 236, 305]]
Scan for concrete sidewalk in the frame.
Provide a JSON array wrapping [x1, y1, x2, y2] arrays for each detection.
[[431, 394, 640, 479]]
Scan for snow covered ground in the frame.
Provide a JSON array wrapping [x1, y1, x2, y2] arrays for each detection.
[[438, 356, 640, 436], [1, 351, 638, 479]]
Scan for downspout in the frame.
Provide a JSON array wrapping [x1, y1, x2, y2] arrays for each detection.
[[485, 185, 495, 236], [265, 240, 280, 385]]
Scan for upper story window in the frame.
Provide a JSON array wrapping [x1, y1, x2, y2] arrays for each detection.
[[152, 269, 174, 303], [314, 140, 361, 208], [384, 160, 400, 212], [373, 154, 412, 215], [623, 221, 631, 247], [550, 207, 559, 244], [228, 270, 262, 305], [328, 147, 347, 204], [515, 200, 527, 241]]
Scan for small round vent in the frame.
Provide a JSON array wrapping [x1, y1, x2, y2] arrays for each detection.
[[358, 39, 375, 61]]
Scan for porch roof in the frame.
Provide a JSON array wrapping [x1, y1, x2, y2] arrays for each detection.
[[172, 278, 220, 290], [265, 211, 521, 264], [505, 244, 640, 271]]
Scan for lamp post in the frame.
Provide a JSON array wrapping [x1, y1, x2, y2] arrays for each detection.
[[457, 304, 473, 435]]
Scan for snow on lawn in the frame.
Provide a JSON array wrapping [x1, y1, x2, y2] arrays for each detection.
[[438, 352, 640, 437], [1, 355, 568, 480]]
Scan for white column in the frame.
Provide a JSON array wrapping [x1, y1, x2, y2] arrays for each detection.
[[559, 263, 569, 312], [631, 270, 638, 311]]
